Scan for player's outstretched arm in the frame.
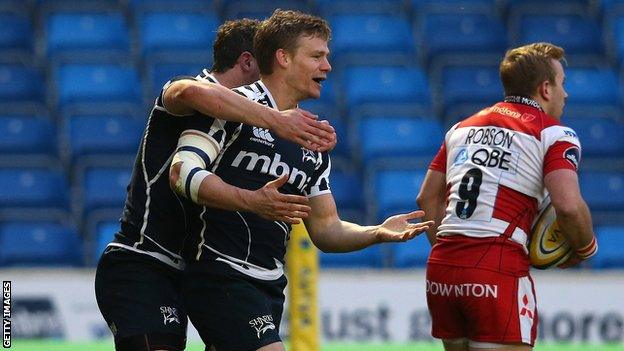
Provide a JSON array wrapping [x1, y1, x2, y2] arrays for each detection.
[[169, 163, 311, 224], [303, 194, 433, 253], [163, 79, 336, 151], [416, 169, 447, 246], [545, 169, 597, 268]]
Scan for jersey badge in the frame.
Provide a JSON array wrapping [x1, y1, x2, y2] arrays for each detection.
[[160, 306, 181, 325], [249, 314, 276, 339], [452, 148, 469, 166], [563, 147, 580, 171], [301, 147, 318, 164], [251, 127, 275, 147]]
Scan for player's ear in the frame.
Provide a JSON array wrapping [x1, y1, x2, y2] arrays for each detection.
[[239, 51, 254, 71], [538, 80, 551, 101], [275, 48, 289, 69]]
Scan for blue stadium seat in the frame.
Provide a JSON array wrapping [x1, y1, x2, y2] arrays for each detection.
[[565, 116, 624, 157], [138, 12, 219, 57], [62, 114, 144, 162], [513, 14, 603, 57], [222, 0, 309, 20], [0, 11, 32, 54], [0, 64, 44, 104], [342, 66, 431, 112], [393, 232, 431, 268], [0, 116, 56, 155], [95, 220, 118, 257], [146, 61, 206, 99], [81, 167, 132, 215], [417, 13, 506, 66], [329, 14, 414, 66], [580, 171, 624, 211], [56, 63, 141, 108], [411, 0, 498, 11], [315, 0, 404, 16], [438, 64, 502, 116], [45, 12, 130, 59], [608, 14, 624, 66], [372, 167, 426, 221], [564, 68, 620, 108], [592, 226, 624, 268], [320, 245, 385, 267], [0, 221, 81, 266], [358, 116, 443, 163], [0, 168, 69, 209], [330, 167, 364, 213], [128, 0, 214, 12]]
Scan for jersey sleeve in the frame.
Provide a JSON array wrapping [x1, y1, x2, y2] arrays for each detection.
[[156, 75, 200, 115], [304, 152, 331, 198], [541, 125, 582, 175], [429, 142, 447, 173]]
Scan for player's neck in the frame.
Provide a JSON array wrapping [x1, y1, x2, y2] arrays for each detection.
[[260, 75, 299, 111], [212, 70, 246, 90]]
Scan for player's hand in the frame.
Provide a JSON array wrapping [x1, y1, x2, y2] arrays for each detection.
[[271, 108, 336, 152], [557, 253, 583, 269], [248, 174, 311, 224], [375, 210, 434, 243]]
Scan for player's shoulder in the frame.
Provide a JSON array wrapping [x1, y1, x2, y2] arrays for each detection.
[[233, 81, 264, 101]]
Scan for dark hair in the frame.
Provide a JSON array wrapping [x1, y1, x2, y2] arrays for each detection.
[[254, 9, 331, 75], [500, 42, 566, 97], [211, 18, 260, 73]]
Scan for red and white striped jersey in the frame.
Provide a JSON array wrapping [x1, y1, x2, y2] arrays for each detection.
[[429, 96, 581, 249]]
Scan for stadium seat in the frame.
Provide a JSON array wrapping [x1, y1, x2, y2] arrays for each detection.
[[370, 167, 426, 221], [607, 13, 624, 66], [357, 116, 443, 164], [511, 14, 603, 57], [128, 0, 214, 12], [329, 166, 364, 213], [222, 0, 309, 20], [55, 63, 141, 108], [564, 67, 620, 108], [146, 60, 207, 99], [416, 12, 506, 67], [138, 12, 219, 57], [95, 220, 118, 257], [565, 116, 624, 157], [62, 114, 144, 162], [0, 168, 69, 209], [0, 221, 81, 266], [592, 225, 624, 268], [342, 66, 431, 113], [315, 0, 405, 16], [437, 64, 502, 117], [393, 231, 431, 268], [80, 166, 132, 215], [0, 116, 56, 156], [0, 64, 44, 104], [580, 171, 624, 211], [411, 0, 498, 12], [320, 245, 385, 268], [329, 14, 414, 66], [0, 11, 32, 54], [45, 12, 130, 59]]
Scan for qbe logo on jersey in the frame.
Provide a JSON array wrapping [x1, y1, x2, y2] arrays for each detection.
[[2, 281, 10, 348]]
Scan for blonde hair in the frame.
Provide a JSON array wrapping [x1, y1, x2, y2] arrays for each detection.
[[499, 42, 565, 97]]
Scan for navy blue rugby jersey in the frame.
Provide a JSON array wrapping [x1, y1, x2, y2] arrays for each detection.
[[110, 71, 219, 270], [183, 80, 332, 280]]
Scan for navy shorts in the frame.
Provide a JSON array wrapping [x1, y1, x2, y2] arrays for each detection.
[[183, 259, 287, 351], [95, 247, 188, 350]]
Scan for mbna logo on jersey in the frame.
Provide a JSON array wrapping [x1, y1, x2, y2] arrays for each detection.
[[564, 147, 580, 171], [453, 148, 469, 166]]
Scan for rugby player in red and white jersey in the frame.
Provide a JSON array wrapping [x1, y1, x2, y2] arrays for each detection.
[[417, 42, 598, 351]]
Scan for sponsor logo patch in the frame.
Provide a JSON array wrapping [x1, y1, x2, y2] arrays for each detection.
[[160, 306, 180, 325], [249, 314, 276, 339], [564, 147, 580, 171]]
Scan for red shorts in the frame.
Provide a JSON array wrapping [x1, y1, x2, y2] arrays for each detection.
[[426, 263, 538, 346]]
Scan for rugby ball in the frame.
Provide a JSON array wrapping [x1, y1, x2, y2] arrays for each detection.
[[528, 197, 572, 269]]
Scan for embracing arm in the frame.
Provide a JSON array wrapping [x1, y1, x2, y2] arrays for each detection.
[[303, 194, 433, 253], [416, 169, 447, 246], [163, 79, 336, 151]]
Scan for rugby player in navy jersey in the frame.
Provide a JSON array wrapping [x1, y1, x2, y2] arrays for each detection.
[[170, 10, 435, 351], [94, 18, 336, 351]]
